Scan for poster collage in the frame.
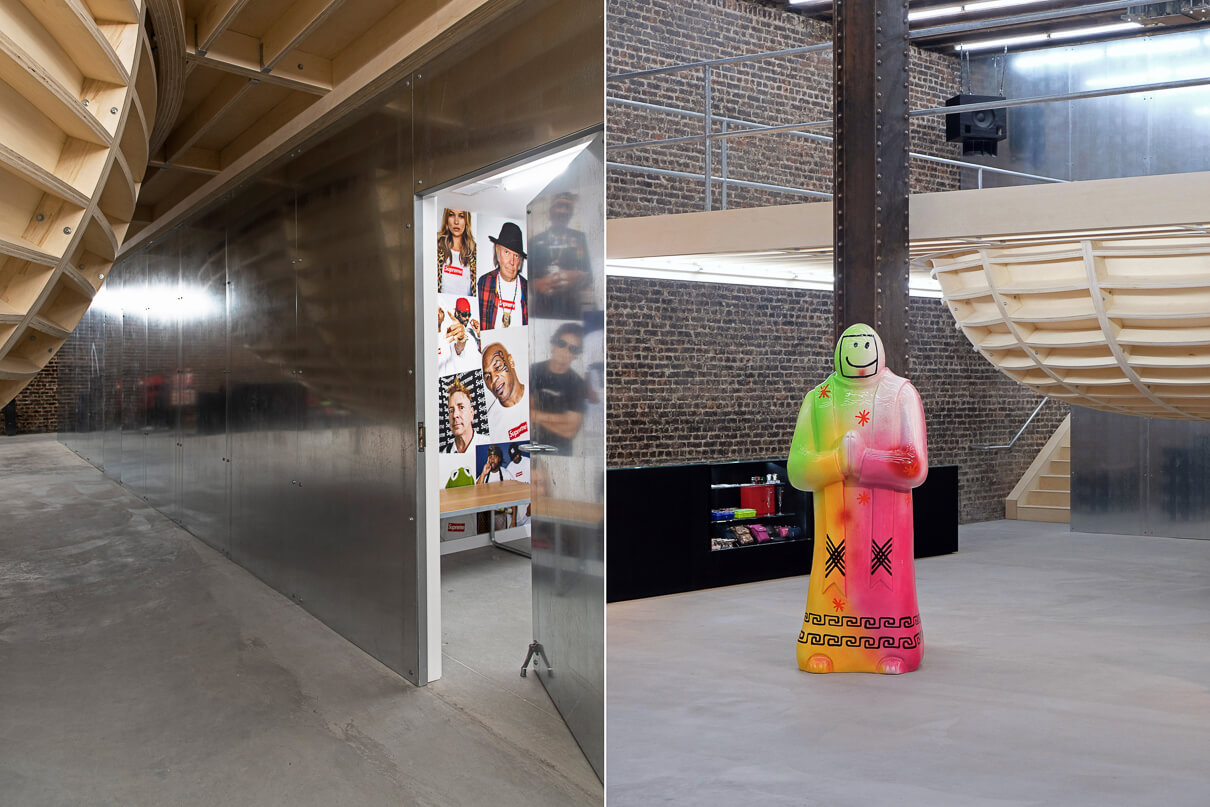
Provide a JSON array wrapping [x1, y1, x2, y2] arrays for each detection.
[[433, 191, 601, 542], [436, 207, 533, 537]]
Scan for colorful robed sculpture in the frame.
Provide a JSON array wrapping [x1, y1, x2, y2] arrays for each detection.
[[788, 324, 928, 674]]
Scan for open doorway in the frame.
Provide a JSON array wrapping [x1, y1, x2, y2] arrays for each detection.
[[418, 138, 594, 702]]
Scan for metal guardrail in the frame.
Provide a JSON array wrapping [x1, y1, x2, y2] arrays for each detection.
[[607, 37, 1210, 207], [607, 95, 1068, 196], [976, 397, 1051, 449]]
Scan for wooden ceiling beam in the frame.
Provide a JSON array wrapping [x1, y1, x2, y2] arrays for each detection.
[[261, 0, 346, 70], [164, 73, 253, 162], [195, 0, 253, 54], [149, 147, 222, 175], [186, 25, 331, 95], [122, 0, 520, 256], [219, 91, 316, 168]]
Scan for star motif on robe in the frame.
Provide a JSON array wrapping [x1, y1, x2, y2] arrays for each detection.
[[856, 491, 870, 505], [832, 597, 845, 613], [856, 410, 870, 427], [818, 384, 831, 400]]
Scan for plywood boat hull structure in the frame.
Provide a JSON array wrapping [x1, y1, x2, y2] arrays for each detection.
[[606, 171, 1210, 421], [0, 0, 155, 408], [930, 235, 1210, 420]]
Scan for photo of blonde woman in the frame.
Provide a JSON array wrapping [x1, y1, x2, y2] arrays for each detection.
[[437, 208, 478, 295]]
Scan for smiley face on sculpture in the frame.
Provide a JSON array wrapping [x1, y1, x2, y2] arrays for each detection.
[[834, 323, 886, 379]]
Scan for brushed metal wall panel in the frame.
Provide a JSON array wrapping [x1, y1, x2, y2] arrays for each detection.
[[101, 281, 123, 482], [141, 233, 182, 519], [1146, 419, 1210, 540], [120, 254, 147, 498], [177, 220, 230, 554], [71, 303, 105, 466], [1070, 407, 1145, 536], [1072, 407, 1210, 539], [979, 29, 1210, 186], [528, 137, 605, 779], [227, 174, 301, 596], [272, 107, 415, 671], [414, 0, 603, 190]]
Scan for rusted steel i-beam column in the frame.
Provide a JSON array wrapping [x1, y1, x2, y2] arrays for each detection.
[[833, 0, 911, 374]]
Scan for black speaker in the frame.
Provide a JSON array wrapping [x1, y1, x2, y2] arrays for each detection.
[[945, 94, 1007, 157]]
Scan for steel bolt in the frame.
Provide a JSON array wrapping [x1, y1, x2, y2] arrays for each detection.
[[63, 226, 72, 234]]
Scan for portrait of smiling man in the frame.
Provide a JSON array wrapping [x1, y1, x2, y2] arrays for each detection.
[[481, 339, 530, 443]]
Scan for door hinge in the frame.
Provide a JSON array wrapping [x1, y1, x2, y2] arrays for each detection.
[[418, 422, 426, 452]]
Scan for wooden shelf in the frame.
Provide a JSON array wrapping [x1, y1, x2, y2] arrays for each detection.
[[440, 480, 530, 517]]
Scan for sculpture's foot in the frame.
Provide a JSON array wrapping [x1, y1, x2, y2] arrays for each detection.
[[877, 656, 905, 675], [804, 654, 833, 674]]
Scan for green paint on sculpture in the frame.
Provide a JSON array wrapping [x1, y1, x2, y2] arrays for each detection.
[[788, 324, 929, 674]]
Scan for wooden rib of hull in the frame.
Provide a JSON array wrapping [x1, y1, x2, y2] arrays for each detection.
[[0, 0, 154, 408]]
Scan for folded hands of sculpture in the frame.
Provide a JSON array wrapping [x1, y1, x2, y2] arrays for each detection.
[[788, 324, 928, 674]]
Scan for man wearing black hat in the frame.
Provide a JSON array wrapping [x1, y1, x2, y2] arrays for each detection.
[[528, 192, 591, 320], [478, 221, 528, 330]]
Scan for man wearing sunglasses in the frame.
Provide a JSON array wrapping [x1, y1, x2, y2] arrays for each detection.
[[531, 323, 589, 454]]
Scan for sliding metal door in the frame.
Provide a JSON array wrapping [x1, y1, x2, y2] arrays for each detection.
[[525, 136, 605, 778]]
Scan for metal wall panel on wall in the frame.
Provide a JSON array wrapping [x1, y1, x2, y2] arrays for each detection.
[[120, 254, 147, 500], [101, 277, 123, 481], [142, 233, 182, 519], [1070, 407, 1145, 536], [973, 28, 1210, 186], [1071, 407, 1210, 539], [178, 219, 230, 554], [413, 0, 603, 190], [1145, 418, 1210, 540], [68, 303, 105, 466], [227, 174, 301, 596]]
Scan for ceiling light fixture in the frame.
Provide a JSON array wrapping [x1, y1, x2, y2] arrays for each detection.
[[955, 22, 1142, 52], [910, 0, 1050, 23]]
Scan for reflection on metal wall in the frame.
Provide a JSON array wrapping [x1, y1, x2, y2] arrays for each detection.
[[974, 29, 1210, 186], [414, 0, 603, 190], [57, 0, 604, 690], [1071, 407, 1210, 539], [527, 137, 605, 779], [59, 96, 422, 682]]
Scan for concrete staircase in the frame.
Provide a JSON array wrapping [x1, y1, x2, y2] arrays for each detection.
[[1006, 414, 1071, 523]]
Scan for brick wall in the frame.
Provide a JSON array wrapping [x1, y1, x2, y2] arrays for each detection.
[[9, 355, 60, 434], [607, 0, 962, 218], [606, 276, 1069, 523]]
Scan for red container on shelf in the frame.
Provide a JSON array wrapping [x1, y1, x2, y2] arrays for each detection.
[[740, 483, 775, 516]]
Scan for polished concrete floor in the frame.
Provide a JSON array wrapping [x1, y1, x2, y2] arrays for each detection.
[[0, 434, 599, 806], [608, 520, 1210, 806]]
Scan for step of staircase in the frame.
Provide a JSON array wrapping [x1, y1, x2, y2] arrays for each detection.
[[1037, 474, 1070, 491], [1016, 503, 1071, 523], [1022, 489, 1069, 508]]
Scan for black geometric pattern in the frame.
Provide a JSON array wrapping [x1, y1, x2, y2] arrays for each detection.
[[871, 537, 893, 576], [797, 631, 922, 649], [803, 612, 920, 630], [824, 535, 845, 577]]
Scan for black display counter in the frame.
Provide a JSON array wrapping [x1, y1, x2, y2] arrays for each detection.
[[607, 460, 958, 602]]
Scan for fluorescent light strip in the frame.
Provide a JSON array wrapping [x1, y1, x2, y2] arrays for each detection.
[[910, 0, 1050, 23], [955, 22, 1142, 52]]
